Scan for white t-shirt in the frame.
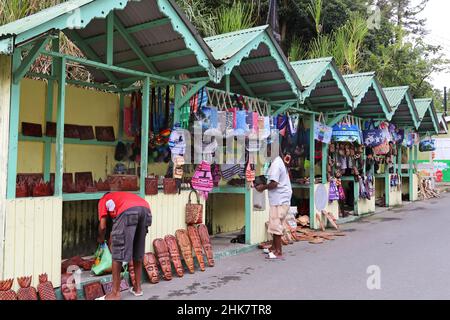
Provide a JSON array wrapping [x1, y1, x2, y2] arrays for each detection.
[[267, 156, 292, 206]]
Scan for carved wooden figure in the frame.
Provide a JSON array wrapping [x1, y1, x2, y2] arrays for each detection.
[[37, 273, 56, 300], [143, 253, 160, 284], [175, 229, 195, 274], [187, 226, 205, 271], [83, 281, 104, 300], [0, 279, 17, 300], [16, 276, 38, 300], [197, 224, 215, 267], [153, 239, 173, 281], [164, 235, 184, 277]]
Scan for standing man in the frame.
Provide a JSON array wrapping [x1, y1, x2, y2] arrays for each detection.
[[96, 192, 152, 300], [256, 150, 292, 259]]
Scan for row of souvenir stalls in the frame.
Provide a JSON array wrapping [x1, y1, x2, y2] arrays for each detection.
[[0, 0, 444, 290]]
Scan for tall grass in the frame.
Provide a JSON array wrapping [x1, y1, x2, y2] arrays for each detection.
[[176, 0, 217, 36], [215, 0, 256, 35], [307, 0, 323, 35], [288, 36, 306, 61], [0, 0, 65, 26]]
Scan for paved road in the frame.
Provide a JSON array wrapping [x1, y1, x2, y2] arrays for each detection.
[[125, 193, 450, 300]]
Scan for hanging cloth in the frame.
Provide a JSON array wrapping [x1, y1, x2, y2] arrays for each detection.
[[165, 86, 170, 128], [151, 87, 156, 133], [157, 87, 164, 131]]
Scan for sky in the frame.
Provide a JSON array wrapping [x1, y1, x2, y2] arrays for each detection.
[[417, 0, 450, 90]]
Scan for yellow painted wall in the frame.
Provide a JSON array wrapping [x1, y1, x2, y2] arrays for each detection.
[[0, 55, 12, 279], [209, 194, 245, 234], [144, 191, 206, 252], [250, 189, 270, 244], [3, 197, 62, 290]]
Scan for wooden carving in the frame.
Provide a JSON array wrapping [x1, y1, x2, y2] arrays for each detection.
[[78, 125, 95, 140], [75, 172, 94, 193], [143, 253, 160, 284], [16, 276, 38, 300], [102, 279, 129, 295], [197, 224, 215, 267], [22, 122, 43, 137], [83, 281, 104, 300], [95, 126, 116, 142], [164, 235, 184, 277], [32, 179, 53, 197], [128, 261, 137, 288], [0, 279, 17, 300], [37, 273, 56, 301], [187, 226, 205, 271], [95, 178, 110, 192], [175, 229, 195, 274], [64, 124, 81, 139], [16, 181, 29, 198], [61, 283, 77, 301], [153, 239, 173, 281], [107, 175, 139, 191]]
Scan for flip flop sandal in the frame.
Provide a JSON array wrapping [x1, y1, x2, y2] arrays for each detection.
[[265, 252, 285, 260], [332, 232, 346, 237], [129, 288, 144, 297]]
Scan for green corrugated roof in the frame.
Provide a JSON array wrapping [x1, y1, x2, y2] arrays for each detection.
[[343, 72, 376, 99], [383, 86, 410, 109], [0, 0, 130, 54], [415, 98, 432, 120], [291, 57, 333, 88], [290, 57, 353, 108], [204, 25, 268, 62], [414, 98, 440, 134]]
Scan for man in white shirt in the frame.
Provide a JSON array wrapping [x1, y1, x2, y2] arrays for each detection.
[[256, 151, 292, 259]]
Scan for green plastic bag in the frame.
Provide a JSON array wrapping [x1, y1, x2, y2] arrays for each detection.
[[91, 242, 112, 276]]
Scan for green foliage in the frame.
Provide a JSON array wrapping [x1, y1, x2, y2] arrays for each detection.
[[175, 0, 217, 36], [288, 36, 306, 61], [215, 1, 256, 35], [307, 0, 322, 34], [0, 0, 65, 25]]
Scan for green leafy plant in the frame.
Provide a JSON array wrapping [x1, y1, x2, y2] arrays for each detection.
[[307, 0, 323, 35], [215, 0, 256, 35]]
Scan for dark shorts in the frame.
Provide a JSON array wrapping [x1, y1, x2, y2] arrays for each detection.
[[111, 206, 152, 263]]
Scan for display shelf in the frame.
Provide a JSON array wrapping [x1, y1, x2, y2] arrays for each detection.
[[340, 176, 355, 182], [62, 191, 140, 201], [291, 183, 311, 189], [211, 186, 248, 194], [19, 133, 133, 146]]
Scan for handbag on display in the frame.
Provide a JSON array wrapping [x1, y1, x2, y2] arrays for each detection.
[[328, 179, 340, 202], [145, 177, 158, 196], [185, 190, 203, 225], [419, 137, 436, 152], [332, 117, 362, 144], [163, 178, 177, 195], [373, 140, 390, 155], [191, 161, 214, 199], [314, 113, 333, 144], [362, 120, 384, 147]]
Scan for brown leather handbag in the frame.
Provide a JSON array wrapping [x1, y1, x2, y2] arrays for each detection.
[[153, 239, 173, 281], [187, 225, 206, 271], [143, 252, 160, 284], [198, 224, 215, 267], [164, 235, 184, 278], [175, 229, 195, 274], [185, 190, 203, 225], [163, 178, 177, 195], [145, 177, 159, 196]]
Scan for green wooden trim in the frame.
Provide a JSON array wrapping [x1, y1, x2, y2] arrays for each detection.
[[225, 74, 230, 93], [160, 66, 205, 77], [245, 188, 251, 244], [309, 115, 316, 229], [19, 134, 132, 146], [309, 95, 346, 101], [119, 93, 125, 140], [322, 114, 329, 182], [106, 12, 114, 66], [211, 187, 247, 194], [6, 49, 22, 199], [85, 17, 171, 45], [117, 49, 193, 68], [218, 31, 300, 99], [114, 15, 158, 74], [62, 191, 139, 201], [54, 57, 66, 197], [272, 102, 296, 116], [140, 77, 150, 197], [231, 70, 255, 97], [175, 80, 208, 109], [44, 38, 59, 182], [43, 51, 177, 84], [372, 81, 392, 120], [156, 0, 214, 79], [405, 93, 420, 129], [327, 113, 347, 127], [16, 0, 128, 45], [13, 37, 50, 84], [231, 79, 285, 89], [64, 30, 120, 85]]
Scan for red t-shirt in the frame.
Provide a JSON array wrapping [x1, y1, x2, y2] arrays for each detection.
[[98, 192, 150, 221]]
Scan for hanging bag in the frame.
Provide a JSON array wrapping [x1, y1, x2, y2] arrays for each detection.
[[185, 190, 203, 225], [314, 113, 333, 144], [419, 136, 436, 152], [191, 161, 213, 199], [332, 116, 362, 143], [362, 120, 384, 147]]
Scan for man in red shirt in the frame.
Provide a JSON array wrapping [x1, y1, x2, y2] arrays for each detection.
[[96, 192, 152, 300]]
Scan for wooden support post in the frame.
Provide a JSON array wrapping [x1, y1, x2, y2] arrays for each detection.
[[54, 57, 66, 197], [409, 147, 414, 201], [245, 188, 251, 244], [225, 74, 230, 93], [44, 38, 59, 182], [140, 77, 150, 197], [6, 49, 22, 199], [385, 170, 390, 207], [309, 115, 316, 229], [106, 13, 114, 66], [119, 93, 125, 140]]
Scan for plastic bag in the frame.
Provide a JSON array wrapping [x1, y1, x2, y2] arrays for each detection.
[[91, 242, 112, 276], [253, 188, 266, 211]]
